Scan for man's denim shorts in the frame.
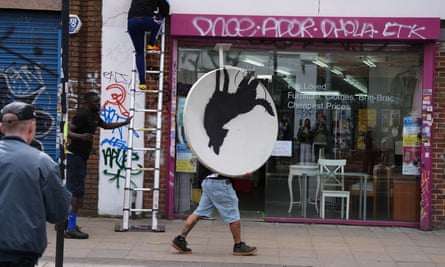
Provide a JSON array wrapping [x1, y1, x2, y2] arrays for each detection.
[[193, 178, 240, 223]]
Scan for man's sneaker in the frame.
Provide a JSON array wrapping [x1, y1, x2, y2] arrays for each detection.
[[171, 235, 192, 254], [139, 84, 147, 91], [147, 44, 160, 51], [233, 242, 257, 256], [64, 228, 89, 239]]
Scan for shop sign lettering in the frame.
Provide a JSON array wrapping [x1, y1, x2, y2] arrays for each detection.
[[303, 83, 327, 90], [286, 92, 396, 110], [171, 14, 439, 40]]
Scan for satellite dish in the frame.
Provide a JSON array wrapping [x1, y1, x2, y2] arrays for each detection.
[[183, 66, 278, 177]]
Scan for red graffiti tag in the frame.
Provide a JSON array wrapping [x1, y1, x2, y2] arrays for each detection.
[[104, 83, 129, 117]]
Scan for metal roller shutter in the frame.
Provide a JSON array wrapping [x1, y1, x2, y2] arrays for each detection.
[[0, 10, 61, 160]]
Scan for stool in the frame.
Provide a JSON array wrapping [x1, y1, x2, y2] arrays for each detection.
[[320, 190, 350, 219]]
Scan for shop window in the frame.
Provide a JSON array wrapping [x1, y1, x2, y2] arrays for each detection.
[[174, 43, 423, 222]]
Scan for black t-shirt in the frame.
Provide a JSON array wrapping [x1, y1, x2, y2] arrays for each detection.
[[67, 108, 102, 160], [128, 0, 170, 18]]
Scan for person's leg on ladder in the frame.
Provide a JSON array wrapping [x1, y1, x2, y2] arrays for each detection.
[[128, 18, 148, 90], [147, 20, 162, 50]]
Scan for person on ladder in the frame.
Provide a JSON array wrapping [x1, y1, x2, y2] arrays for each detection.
[[127, 0, 170, 91]]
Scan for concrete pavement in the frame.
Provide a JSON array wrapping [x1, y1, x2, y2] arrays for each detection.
[[38, 217, 445, 267]]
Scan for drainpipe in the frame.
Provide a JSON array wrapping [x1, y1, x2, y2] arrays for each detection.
[[55, 0, 69, 266]]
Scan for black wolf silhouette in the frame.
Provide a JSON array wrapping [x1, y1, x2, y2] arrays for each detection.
[[203, 68, 275, 155]]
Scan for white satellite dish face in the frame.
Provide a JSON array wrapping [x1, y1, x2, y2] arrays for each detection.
[[183, 67, 278, 177]]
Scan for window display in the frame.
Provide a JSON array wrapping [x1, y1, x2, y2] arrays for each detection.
[[175, 42, 423, 222]]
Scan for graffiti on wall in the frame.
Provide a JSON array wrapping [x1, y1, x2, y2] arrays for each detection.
[[104, 83, 130, 117], [0, 24, 58, 152], [65, 80, 80, 112], [100, 69, 143, 189], [102, 147, 142, 189], [192, 17, 429, 39], [0, 64, 55, 140], [171, 15, 439, 41], [420, 170, 429, 221]]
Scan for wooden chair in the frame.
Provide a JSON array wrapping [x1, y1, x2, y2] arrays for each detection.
[[375, 164, 393, 219], [349, 164, 392, 218]]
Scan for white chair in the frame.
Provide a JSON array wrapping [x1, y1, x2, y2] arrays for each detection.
[[321, 190, 350, 219], [317, 159, 349, 219]]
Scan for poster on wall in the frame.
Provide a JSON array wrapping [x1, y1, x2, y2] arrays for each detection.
[[176, 144, 197, 173], [402, 117, 421, 175], [176, 97, 197, 173], [357, 109, 376, 149]]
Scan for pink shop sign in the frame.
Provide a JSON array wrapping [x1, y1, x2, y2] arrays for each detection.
[[171, 14, 440, 41]]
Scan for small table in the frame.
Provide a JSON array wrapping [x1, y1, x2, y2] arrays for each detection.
[[301, 171, 370, 219], [288, 163, 318, 213]]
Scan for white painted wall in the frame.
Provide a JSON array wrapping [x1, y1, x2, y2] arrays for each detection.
[[99, 0, 144, 215], [170, 0, 444, 18]]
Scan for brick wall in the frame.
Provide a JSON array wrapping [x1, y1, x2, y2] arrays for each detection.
[[432, 34, 445, 228], [68, 0, 102, 216]]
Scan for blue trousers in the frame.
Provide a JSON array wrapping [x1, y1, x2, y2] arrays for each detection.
[[127, 16, 162, 84]]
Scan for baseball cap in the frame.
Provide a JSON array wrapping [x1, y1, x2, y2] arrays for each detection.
[[0, 102, 36, 122]]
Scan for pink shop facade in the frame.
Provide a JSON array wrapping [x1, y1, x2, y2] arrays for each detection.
[[166, 13, 440, 230]]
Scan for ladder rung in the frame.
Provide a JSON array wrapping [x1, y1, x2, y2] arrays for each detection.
[[133, 127, 160, 131], [139, 89, 163, 94], [132, 167, 156, 171], [146, 70, 161, 74], [130, 208, 153, 212], [134, 108, 162, 113], [131, 147, 159, 152], [133, 187, 154, 192], [146, 50, 161, 54], [135, 89, 162, 94]]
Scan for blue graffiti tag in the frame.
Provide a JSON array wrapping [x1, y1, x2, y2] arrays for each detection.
[[100, 106, 140, 149]]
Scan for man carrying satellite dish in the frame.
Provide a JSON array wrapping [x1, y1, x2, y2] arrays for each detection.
[[171, 168, 257, 256], [173, 66, 278, 256]]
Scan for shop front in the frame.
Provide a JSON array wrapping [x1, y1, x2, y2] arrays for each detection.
[[167, 14, 440, 229]]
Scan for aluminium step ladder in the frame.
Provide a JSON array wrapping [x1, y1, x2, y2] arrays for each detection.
[[115, 21, 166, 232]]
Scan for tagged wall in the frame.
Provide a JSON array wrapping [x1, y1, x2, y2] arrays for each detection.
[[98, 0, 145, 215], [0, 10, 60, 159]]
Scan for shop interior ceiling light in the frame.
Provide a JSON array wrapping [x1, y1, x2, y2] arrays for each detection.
[[330, 66, 344, 76], [312, 58, 329, 68], [242, 57, 265, 67], [362, 57, 377, 68]]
